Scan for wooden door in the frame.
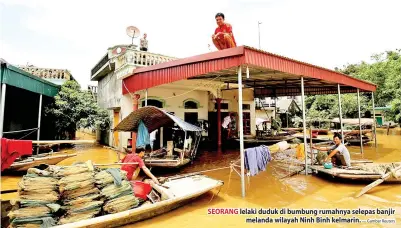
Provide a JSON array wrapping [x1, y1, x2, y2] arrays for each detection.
[[113, 110, 120, 147], [243, 112, 251, 135]]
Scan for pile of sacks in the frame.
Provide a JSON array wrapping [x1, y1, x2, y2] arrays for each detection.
[[95, 169, 140, 213], [8, 161, 142, 227], [8, 168, 60, 227], [51, 161, 104, 225]]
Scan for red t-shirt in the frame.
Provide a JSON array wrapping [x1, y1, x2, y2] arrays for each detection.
[[214, 23, 237, 46], [121, 154, 145, 180]]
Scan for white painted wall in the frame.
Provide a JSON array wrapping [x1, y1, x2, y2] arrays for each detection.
[[137, 87, 209, 121], [97, 72, 122, 109]]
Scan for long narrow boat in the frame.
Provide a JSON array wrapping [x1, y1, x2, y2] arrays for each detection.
[[310, 162, 401, 183], [237, 136, 296, 145], [4, 153, 77, 172], [144, 158, 191, 168], [53, 174, 223, 228]]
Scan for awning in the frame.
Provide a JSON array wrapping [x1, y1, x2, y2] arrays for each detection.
[[123, 46, 377, 96], [0, 59, 60, 97], [114, 106, 202, 132], [332, 118, 373, 125], [256, 118, 270, 126]]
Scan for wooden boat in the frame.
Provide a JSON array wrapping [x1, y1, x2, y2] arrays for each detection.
[[144, 158, 191, 168], [293, 133, 332, 143], [345, 135, 371, 145], [4, 153, 77, 172], [237, 136, 296, 145], [53, 174, 223, 228], [310, 162, 401, 183], [282, 128, 303, 132]]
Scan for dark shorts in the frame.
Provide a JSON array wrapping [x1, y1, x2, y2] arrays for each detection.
[[328, 151, 346, 166], [140, 47, 148, 51]]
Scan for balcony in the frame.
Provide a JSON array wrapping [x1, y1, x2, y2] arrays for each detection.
[[91, 53, 113, 81], [91, 45, 177, 81], [114, 50, 177, 80], [18, 66, 73, 85]]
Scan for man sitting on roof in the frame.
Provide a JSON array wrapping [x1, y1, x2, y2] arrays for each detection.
[[312, 134, 351, 167], [120, 147, 160, 185], [212, 12, 237, 50]]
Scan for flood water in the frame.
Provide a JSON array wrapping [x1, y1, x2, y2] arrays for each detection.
[[1, 129, 400, 227]]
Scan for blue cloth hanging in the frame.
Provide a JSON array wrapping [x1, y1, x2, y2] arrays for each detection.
[[136, 120, 150, 148]]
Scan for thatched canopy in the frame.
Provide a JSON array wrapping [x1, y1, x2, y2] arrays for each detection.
[[114, 106, 202, 133]]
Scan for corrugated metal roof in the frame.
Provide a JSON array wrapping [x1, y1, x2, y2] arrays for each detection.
[[114, 106, 202, 132], [1, 60, 60, 97], [122, 46, 377, 96]]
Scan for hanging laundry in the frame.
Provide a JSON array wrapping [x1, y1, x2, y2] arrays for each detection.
[[1, 138, 33, 171], [136, 121, 150, 149], [244, 145, 271, 176]]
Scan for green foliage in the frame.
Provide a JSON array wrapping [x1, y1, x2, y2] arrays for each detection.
[[45, 80, 110, 139], [308, 49, 401, 123]]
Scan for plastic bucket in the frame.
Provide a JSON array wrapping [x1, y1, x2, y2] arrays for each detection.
[[131, 181, 152, 200]]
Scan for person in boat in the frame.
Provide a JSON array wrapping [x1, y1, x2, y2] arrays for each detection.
[[120, 147, 160, 185], [212, 12, 237, 50], [312, 134, 351, 167]]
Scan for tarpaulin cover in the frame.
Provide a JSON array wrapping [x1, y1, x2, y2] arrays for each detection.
[[136, 120, 150, 148], [1, 138, 33, 171], [114, 106, 202, 133]]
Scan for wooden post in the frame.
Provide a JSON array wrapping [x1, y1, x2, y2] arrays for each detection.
[[132, 94, 140, 152], [371, 92, 377, 147], [357, 89, 363, 154], [310, 126, 313, 164]]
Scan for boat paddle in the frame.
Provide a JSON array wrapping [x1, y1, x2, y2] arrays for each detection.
[[355, 165, 401, 198]]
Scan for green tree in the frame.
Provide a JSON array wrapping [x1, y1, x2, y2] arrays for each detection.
[[45, 80, 110, 139], [308, 49, 401, 123]]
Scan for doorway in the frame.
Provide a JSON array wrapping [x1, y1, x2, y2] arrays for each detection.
[[184, 112, 199, 125], [243, 112, 251, 135]]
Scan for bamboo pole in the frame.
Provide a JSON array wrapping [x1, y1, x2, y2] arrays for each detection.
[[310, 126, 313, 164]]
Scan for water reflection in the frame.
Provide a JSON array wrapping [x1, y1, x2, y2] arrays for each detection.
[[1, 129, 400, 227]]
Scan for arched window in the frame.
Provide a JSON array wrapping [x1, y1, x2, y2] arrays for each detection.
[[184, 100, 198, 109], [142, 99, 163, 108]]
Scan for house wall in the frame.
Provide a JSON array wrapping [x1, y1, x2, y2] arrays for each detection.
[[97, 79, 259, 149], [97, 72, 122, 110], [219, 88, 257, 136], [113, 88, 211, 151]]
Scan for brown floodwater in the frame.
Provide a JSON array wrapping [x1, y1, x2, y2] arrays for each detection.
[[1, 129, 400, 228]]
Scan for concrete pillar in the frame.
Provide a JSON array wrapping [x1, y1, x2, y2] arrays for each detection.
[[216, 98, 222, 148], [131, 94, 140, 152]]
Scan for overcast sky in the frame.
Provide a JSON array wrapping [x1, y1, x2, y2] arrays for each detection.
[[1, 0, 400, 88]]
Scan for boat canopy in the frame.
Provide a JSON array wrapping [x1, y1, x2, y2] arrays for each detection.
[[332, 118, 373, 126], [114, 106, 202, 133]]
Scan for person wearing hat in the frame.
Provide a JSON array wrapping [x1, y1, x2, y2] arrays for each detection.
[[312, 134, 351, 167]]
